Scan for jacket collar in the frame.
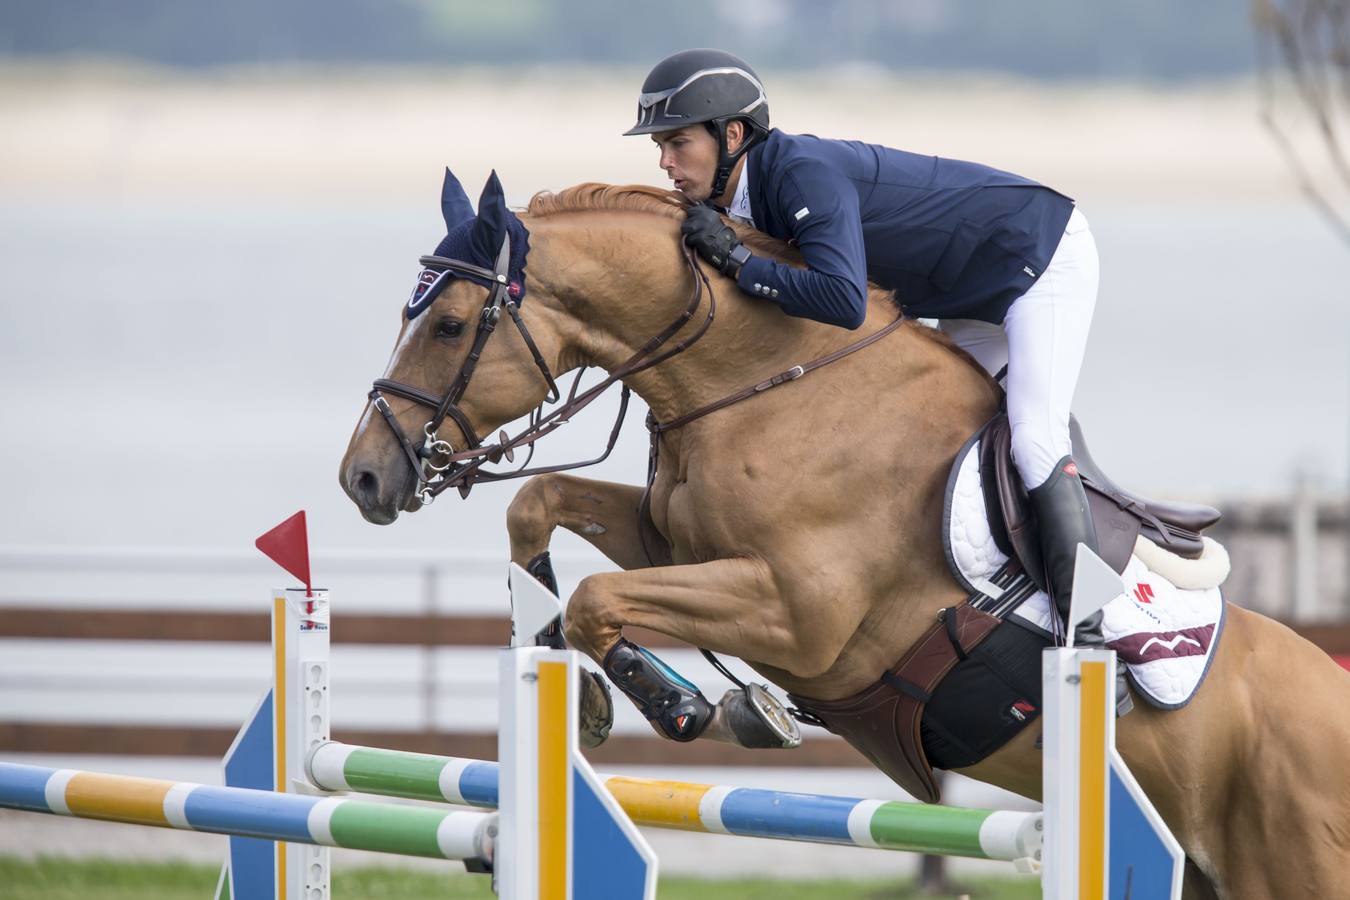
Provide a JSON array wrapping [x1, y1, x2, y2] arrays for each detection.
[[745, 129, 776, 233]]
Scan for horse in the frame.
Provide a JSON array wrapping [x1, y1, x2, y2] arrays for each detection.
[[339, 171, 1350, 899]]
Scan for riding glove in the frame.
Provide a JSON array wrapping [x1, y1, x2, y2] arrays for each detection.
[[681, 205, 750, 278]]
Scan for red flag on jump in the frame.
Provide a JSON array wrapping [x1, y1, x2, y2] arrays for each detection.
[[255, 510, 312, 596]]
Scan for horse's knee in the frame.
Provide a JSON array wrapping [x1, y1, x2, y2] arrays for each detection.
[[562, 574, 620, 660], [506, 475, 563, 552]]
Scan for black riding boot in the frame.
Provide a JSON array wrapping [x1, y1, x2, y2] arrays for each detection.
[[1028, 457, 1133, 716]]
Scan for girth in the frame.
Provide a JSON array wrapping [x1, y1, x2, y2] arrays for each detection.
[[788, 603, 1003, 804]]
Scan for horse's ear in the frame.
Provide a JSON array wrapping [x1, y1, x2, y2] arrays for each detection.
[[440, 167, 475, 231], [472, 169, 509, 252]]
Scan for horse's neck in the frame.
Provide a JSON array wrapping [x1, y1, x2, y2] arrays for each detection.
[[531, 216, 882, 425], [624, 294, 844, 427]]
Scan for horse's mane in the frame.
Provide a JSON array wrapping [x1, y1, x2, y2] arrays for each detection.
[[525, 182, 996, 391], [525, 182, 807, 268]]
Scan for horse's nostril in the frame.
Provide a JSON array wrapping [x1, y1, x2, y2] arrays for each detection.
[[353, 469, 380, 505]]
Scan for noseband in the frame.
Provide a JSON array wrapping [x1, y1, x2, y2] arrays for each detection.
[[367, 233, 717, 503]]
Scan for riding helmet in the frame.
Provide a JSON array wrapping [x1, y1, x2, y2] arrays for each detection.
[[624, 48, 770, 136], [624, 48, 771, 197]]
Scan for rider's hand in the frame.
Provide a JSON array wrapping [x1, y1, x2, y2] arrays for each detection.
[[681, 205, 750, 278]]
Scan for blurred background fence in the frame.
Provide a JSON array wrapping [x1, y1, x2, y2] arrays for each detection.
[[3, 486, 1347, 764]]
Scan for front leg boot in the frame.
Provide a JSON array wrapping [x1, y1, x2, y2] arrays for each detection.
[[524, 551, 566, 649], [602, 638, 714, 742]]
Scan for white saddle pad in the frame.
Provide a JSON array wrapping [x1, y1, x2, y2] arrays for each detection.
[[942, 432, 1225, 710]]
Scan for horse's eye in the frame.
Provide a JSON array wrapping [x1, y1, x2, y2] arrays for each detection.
[[434, 318, 464, 339]]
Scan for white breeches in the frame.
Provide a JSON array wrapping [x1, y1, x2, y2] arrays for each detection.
[[939, 206, 1099, 488]]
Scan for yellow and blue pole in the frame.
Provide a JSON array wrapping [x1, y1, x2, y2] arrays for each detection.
[[0, 762, 495, 862]]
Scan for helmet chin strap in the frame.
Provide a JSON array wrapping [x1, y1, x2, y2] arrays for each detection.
[[708, 118, 765, 200]]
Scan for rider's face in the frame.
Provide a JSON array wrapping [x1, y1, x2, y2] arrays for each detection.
[[652, 125, 720, 202]]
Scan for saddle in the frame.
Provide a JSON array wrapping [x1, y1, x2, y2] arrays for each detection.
[[979, 414, 1222, 585]]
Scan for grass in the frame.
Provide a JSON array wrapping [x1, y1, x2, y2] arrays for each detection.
[[0, 856, 1043, 899]]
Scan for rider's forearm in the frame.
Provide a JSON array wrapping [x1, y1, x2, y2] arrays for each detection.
[[736, 255, 868, 330]]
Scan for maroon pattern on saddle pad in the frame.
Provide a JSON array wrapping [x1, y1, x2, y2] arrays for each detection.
[[1110, 624, 1215, 665]]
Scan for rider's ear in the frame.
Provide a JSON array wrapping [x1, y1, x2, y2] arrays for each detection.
[[727, 120, 745, 152], [472, 170, 510, 254], [440, 167, 475, 232]]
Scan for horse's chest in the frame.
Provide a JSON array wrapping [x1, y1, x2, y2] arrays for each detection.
[[648, 462, 756, 561]]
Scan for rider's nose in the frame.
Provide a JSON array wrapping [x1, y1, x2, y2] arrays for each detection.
[[350, 468, 382, 508]]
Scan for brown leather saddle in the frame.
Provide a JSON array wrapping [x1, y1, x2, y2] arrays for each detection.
[[979, 413, 1222, 586]]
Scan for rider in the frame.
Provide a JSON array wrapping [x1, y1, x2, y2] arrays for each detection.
[[623, 49, 1129, 712]]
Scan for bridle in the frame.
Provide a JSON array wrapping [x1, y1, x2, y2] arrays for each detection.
[[367, 232, 718, 503], [366, 227, 906, 507]]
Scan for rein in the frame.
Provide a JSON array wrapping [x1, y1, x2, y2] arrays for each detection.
[[368, 235, 716, 501], [646, 313, 907, 436], [367, 230, 906, 507]]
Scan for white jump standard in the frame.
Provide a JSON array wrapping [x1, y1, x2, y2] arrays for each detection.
[[0, 522, 1185, 899]]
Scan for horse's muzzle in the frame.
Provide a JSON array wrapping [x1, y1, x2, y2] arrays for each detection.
[[343, 464, 417, 525]]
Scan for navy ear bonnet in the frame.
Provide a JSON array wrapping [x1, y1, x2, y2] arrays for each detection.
[[406, 168, 531, 320]]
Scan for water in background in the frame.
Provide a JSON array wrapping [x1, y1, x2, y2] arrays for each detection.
[[1, 195, 1347, 554], [1, 191, 1346, 881]]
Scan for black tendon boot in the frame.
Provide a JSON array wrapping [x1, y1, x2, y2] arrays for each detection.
[[521, 551, 613, 746], [1028, 457, 1133, 716], [524, 552, 565, 649], [603, 639, 714, 742]]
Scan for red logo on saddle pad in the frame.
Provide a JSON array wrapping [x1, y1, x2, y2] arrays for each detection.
[[1133, 583, 1155, 604]]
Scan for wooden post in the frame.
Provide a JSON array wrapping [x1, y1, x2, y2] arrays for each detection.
[[1291, 467, 1319, 620]]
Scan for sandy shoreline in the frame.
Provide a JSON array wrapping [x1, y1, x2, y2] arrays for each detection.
[[0, 63, 1331, 208]]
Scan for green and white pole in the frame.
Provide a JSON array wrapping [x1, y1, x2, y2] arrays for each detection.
[[306, 741, 1041, 864]]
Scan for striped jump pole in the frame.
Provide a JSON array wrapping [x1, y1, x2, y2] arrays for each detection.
[[0, 518, 1187, 900], [0, 762, 495, 864], [306, 742, 1041, 865]]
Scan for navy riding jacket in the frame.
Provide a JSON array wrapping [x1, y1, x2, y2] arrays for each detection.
[[733, 129, 1075, 328]]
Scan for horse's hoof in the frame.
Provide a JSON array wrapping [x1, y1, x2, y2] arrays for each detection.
[[716, 686, 802, 749], [578, 669, 614, 748]]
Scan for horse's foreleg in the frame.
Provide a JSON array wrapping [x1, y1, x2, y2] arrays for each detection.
[[564, 558, 859, 747], [506, 474, 670, 748], [563, 557, 800, 668], [506, 473, 671, 572]]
